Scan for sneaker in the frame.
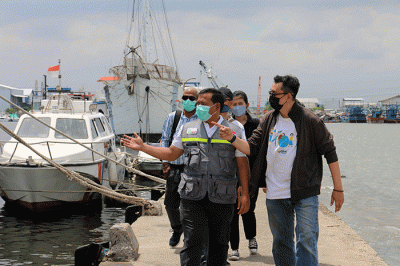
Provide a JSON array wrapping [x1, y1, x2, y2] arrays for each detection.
[[169, 228, 183, 247], [229, 250, 240, 261], [249, 238, 258, 254]]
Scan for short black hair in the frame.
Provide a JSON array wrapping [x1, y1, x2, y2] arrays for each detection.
[[233, 90, 248, 105], [199, 88, 224, 111], [273, 75, 300, 98], [219, 87, 233, 101]]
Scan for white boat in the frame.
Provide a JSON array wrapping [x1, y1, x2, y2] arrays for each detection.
[[0, 94, 127, 212], [98, 0, 182, 143]]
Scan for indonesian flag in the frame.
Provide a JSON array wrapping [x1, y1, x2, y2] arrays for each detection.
[[47, 65, 60, 77]]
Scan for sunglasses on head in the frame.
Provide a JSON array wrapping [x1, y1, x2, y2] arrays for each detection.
[[182, 95, 196, 101]]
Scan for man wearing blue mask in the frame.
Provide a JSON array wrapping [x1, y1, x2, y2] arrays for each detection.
[[161, 86, 199, 248], [121, 88, 250, 266]]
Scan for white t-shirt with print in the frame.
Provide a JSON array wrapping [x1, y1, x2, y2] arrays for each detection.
[[265, 114, 297, 199]]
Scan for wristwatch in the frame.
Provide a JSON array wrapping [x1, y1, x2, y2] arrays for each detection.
[[228, 134, 237, 143]]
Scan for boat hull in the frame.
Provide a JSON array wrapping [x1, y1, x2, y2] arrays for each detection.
[[367, 117, 385, 124], [0, 158, 125, 212], [384, 119, 400, 123], [104, 77, 180, 141]]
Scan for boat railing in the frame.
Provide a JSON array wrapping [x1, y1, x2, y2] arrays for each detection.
[[0, 139, 110, 164]]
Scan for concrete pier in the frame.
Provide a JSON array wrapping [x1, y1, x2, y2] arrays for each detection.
[[100, 189, 388, 266]]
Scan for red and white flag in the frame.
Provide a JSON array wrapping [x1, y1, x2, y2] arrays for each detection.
[[47, 65, 60, 77]]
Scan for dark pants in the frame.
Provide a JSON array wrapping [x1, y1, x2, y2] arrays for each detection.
[[164, 164, 184, 230], [180, 197, 234, 266], [229, 188, 259, 250]]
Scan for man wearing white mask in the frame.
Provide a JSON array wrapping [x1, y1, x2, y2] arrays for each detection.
[[160, 86, 199, 247]]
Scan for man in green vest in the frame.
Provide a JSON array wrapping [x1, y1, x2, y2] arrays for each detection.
[[121, 88, 250, 266]]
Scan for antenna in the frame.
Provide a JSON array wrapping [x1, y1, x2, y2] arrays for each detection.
[[257, 76, 261, 115]]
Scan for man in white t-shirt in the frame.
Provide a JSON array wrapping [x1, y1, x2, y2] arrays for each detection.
[[214, 75, 344, 266]]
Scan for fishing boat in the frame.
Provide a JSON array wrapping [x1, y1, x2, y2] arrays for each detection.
[[383, 105, 400, 123], [98, 0, 181, 143], [348, 106, 366, 123], [366, 108, 385, 124], [0, 94, 127, 212]]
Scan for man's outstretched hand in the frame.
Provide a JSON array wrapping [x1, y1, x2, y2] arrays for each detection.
[[121, 133, 143, 151], [211, 121, 233, 141]]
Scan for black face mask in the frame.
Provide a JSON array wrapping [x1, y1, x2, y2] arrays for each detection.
[[269, 95, 285, 111]]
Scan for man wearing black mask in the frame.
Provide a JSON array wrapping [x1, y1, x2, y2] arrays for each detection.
[[214, 74, 344, 266]]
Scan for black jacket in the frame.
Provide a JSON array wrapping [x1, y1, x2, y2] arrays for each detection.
[[247, 102, 338, 202]]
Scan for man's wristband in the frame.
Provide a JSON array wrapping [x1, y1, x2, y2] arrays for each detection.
[[333, 189, 344, 193], [228, 134, 237, 143]]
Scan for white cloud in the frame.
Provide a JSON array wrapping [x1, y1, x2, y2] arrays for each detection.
[[2, 0, 400, 105]]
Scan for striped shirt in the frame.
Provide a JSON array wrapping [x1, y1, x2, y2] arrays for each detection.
[[160, 111, 198, 165]]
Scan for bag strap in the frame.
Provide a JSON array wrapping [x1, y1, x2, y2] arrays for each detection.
[[169, 110, 182, 145]]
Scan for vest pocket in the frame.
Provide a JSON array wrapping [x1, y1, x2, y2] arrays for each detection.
[[184, 148, 201, 171], [208, 176, 237, 204], [178, 173, 205, 200], [218, 150, 236, 174]]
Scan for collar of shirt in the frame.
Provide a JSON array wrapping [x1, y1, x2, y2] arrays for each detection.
[[203, 115, 224, 138]]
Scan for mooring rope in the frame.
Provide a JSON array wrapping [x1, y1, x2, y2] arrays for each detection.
[[0, 122, 154, 207]]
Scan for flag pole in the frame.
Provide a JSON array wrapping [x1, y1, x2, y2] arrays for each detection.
[[58, 59, 61, 88]]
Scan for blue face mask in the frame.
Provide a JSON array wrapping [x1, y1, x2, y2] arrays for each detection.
[[221, 104, 230, 113], [196, 104, 216, 121], [232, 105, 246, 117], [182, 99, 196, 112]]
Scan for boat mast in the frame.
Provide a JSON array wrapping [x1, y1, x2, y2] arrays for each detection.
[[58, 59, 62, 89], [142, 0, 153, 64]]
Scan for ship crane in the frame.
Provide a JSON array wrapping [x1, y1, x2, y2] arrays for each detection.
[[199, 60, 224, 90]]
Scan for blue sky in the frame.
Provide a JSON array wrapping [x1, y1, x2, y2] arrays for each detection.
[[1, 0, 400, 108]]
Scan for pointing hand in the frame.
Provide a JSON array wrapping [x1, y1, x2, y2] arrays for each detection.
[[211, 121, 233, 141], [120, 133, 143, 151]]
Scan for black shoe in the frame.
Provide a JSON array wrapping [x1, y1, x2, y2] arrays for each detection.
[[169, 227, 183, 247]]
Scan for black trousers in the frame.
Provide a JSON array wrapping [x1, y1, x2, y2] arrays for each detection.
[[164, 164, 184, 230], [229, 188, 259, 250], [180, 197, 234, 266]]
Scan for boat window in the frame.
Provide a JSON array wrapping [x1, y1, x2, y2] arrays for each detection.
[[17, 117, 51, 138], [101, 117, 113, 133], [55, 118, 88, 139], [94, 118, 105, 134], [91, 119, 98, 139]]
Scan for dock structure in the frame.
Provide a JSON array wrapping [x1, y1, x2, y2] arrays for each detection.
[[100, 189, 388, 266]]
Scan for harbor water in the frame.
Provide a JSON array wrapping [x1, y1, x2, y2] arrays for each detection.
[[0, 122, 399, 265], [320, 123, 400, 266]]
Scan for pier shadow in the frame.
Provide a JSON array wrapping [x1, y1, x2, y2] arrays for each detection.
[[238, 255, 336, 266], [238, 254, 275, 264]]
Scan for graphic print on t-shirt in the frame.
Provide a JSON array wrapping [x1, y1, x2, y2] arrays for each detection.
[[265, 115, 298, 199], [269, 129, 297, 153]]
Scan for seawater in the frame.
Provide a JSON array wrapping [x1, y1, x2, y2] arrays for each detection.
[[320, 123, 400, 266], [0, 122, 398, 265]]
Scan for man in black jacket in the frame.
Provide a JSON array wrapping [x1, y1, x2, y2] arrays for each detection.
[[213, 75, 344, 266]]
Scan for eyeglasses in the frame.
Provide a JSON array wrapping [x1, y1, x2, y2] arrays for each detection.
[[182, 95, 196, 101], [269, 91, 288, 97]]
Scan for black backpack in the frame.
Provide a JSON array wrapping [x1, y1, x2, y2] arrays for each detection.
[[168, 110, 182, 146]]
